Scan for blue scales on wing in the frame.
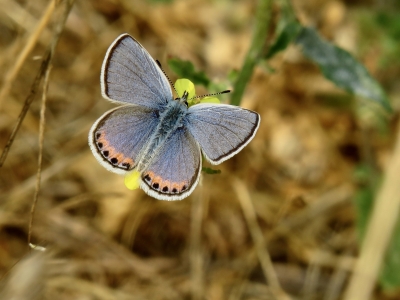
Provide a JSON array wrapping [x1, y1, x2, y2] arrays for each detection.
[[89, 106, 159, 174], [185, 104, 260, 164], [140, 127, 202, 201], [101, 34, 173, 110]]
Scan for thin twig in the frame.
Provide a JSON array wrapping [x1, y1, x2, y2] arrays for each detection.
[[324, 250, 352, 300], [268, 185, 352, 239], [2, 153, 83, 210], [0, 51, 49, 168], [302, 252, 323, 299], [28, 62, 52, 247], [0, 0, 56, 110], [228, 252, 261, 300], [232, 178, 290, 300], [344, 121, 400, 300], [0, 0, 75, 168], [190, 185, 206, 300], [29, 0, 76, 247]]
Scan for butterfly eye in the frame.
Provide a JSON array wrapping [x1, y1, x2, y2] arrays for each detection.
[[154, 110, 160, 118]]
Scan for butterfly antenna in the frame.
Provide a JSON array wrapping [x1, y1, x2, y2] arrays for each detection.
[[156, 60, 179, 95], [188, 90, 231, 101]]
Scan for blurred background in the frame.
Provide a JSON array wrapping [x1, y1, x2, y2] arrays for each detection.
[[0, 0, 400, 299]]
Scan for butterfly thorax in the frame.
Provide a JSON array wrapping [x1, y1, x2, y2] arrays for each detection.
[[136, 99, 188, 172]]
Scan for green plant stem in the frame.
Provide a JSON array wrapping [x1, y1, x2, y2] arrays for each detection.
[[231, 0, 272, 106]]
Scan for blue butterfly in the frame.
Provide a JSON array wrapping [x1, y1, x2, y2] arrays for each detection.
[[89, 34, 260, 200]]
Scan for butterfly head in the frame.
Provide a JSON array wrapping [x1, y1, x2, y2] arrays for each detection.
[[174, 90, 189, 107]]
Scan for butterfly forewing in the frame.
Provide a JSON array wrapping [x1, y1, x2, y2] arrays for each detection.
[[89, 105, 159, 174], [185, 104, 260, 164], [101, 34, 172, 109], [140, 128, 202, 200], [90, 33, 261, 201]]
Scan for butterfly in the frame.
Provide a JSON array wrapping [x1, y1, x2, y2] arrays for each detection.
[[88, 34, 260, 200]]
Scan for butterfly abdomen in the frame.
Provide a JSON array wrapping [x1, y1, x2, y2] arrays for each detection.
[[136, 100, 188, 171]]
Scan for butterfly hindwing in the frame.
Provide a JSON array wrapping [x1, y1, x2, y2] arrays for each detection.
[[89, 105, 158, 174], [140, 127, 202, 200], [185, 104, 260, 164], [101, 33, 172, 109], [91, 33, 261, 201]]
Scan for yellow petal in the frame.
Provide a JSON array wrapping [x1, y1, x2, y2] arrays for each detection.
[[175, 79, 195, 99], [200, 96, 220, 104], [124, 171, 141, 190]]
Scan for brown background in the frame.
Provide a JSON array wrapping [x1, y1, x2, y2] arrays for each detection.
[[0, 0, 399, 299]]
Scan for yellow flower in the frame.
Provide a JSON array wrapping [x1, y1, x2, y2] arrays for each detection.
[[175, 79, 220, 107], [175, 78, 195, 99], [124, 170, 141, 190], [199, 96, 221, 104]]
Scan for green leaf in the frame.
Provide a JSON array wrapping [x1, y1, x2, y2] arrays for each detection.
[[227, 69, 239, 83], [375, 11, 400, 39], [168, 58, 210, 87], [295, 27, 391, 111], [265, 20, 302, 59], [357, 11, 400, 69], [202, 167, 221, 175]]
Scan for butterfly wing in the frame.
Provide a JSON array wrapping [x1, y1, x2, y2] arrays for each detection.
[[140, 128, 202, 200], [101, 33, 172, 109], [185, 104, 260, 164], [89, 105, 158, 174]]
